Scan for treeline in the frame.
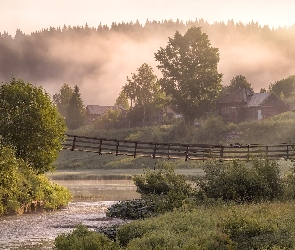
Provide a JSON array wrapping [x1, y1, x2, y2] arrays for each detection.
[[0, 18, 295, 85]]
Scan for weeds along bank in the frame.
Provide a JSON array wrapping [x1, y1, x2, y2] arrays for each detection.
[[0, 144, 72, 216], [54, 159, 295, 249]]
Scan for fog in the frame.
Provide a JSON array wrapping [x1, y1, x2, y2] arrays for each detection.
[[1, 23, 294, 105]]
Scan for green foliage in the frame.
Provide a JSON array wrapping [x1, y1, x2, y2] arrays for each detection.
[[197, 158, 283, 203], [269, 75, 295, 99], [222, 75, 253, 97], [122, 63, 167, 126], [94, 106, 126, 129], [54, 224, 119, 250], [194, 116, 233, 144], [106, 199, 156, 220], [0, 143, 71, 215], [155, 26, 223, 125], [116, 208, 233, 249], [133, 162, 194, 213], [115, 202, 295, 249], [53, 83, 73, 121], [0, 77, 66, 173], [221, 203, 295, 249], [66, 85, 86, 129]]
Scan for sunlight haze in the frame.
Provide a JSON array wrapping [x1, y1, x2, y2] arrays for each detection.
[[1, 0, 294, 35], [0, 0, 295, 105]]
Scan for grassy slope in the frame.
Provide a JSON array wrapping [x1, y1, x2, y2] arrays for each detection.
[[53, 112, 295, 173]]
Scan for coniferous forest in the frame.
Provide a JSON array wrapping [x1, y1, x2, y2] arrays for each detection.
[[1, 19, 295, 105]]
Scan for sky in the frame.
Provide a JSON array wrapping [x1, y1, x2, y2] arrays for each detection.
[[1, 0, 295, 36]]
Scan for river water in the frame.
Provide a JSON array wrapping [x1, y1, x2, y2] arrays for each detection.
[[0, 180, 141, 250]]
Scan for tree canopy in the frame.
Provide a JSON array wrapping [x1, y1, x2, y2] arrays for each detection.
[[0, 78, 66, 174], [53, 83, 73, 121], [223, 75, 253, 95], [269, 75, 295, 99], [122, 63, 167, 125], [64, 85, 86, 129], [155, 27, 223, 124]]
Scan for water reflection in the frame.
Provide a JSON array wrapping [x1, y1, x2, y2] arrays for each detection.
[[0, 180, 141, 249], [53, 179, 141, 201]]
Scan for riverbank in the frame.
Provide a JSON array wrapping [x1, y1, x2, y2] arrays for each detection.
[[0, 201, 125, 250], [46, 168, 205, 180]]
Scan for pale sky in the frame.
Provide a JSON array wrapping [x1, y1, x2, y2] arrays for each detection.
[[1, 0, 295, 35]]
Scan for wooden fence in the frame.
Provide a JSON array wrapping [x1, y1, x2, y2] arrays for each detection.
[[62, 134, 295, 161]]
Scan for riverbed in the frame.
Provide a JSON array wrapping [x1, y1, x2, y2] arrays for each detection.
[[0, 180, 140, 249]]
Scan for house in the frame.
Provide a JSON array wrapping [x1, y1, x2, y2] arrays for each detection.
[[86, 105, 122, 123], [218, 88, 288, 123]]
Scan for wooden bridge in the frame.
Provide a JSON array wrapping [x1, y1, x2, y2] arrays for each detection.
[[62, 134, 295, 161]]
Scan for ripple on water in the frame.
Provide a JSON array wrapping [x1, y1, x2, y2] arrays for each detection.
[[0, 201, 126, 250]]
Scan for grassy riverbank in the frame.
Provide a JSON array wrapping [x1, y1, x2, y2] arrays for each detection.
[[46, 168, 205, 180]]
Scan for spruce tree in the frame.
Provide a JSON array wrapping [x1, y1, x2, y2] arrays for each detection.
[[66, 85, 86, 129]]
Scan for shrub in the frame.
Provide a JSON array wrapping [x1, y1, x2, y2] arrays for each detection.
[[116, 208, 233, 249], [0, 142, 71, 215], [220, 203, 295, 249], [133, 162, 194, 213], [106, 199, 156, 220], [54, 224, 119, 250], [197, 158, 283, 203]]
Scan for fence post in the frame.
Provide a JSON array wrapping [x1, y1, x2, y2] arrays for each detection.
[[286, 145, 289, 159], [98, 139, 103, 155], [153, 143, 157, 159], [220, 144, 224, 159], [167, 144, 171, 159], [134, 142, 137, 158], [71, 135, 77, 151], [185, 145, 189, 161], [116, 140, 120, 156]]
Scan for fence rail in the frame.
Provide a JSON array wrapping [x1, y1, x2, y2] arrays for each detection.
[[62, 134, 295, 161]]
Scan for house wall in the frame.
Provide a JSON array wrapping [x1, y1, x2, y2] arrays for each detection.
[[219, 103, 245, 122], [243, 105, 288, 121]]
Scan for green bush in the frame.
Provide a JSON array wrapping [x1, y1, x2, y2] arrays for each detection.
[[106, 199, 156, 220], [0, 142, 71, 215], [220, 203, 295, 249], [116, 208, 233, 249], [115, 202, 295, 249], [197, 158, 283, 203], [54, 224, 119, 250], [133, 162, 194, 213]]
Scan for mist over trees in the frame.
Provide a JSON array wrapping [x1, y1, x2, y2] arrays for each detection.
[[1, 19, 295, 105], [155, 27, 222, 125]]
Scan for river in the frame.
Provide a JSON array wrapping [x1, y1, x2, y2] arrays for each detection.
[[0, 180, 141, 250]]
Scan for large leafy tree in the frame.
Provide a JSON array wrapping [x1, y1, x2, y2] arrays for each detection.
[[53, 83, 73, 121], [155, 26, 223, 125], [223, 75, 253, 95], [66, 85, 86, 129], [0, 78, 66, 174], [269, 75, 295, 99], [123, 63, 167, 125]]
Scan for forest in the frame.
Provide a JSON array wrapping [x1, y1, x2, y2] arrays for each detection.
[[1, 19, 295, 106]]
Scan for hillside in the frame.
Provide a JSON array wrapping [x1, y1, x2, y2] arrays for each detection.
[[54, 112, 295, 170]]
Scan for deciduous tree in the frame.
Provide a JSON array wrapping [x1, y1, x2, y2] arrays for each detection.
[[53, 83, 73, 121], [123, 63, 167, 125], [155, 27, 222, 125], [269, 75, 295, 99], [223, 75, 253, 95], [0, 78, 66, 173]]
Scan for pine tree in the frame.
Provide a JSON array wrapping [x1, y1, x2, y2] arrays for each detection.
[[66, 85, 86, 129]]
